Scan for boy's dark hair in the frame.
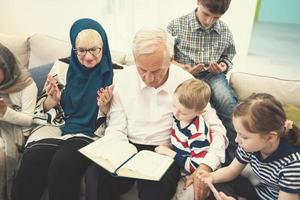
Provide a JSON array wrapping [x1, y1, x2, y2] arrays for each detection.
[[198, 0, 231, 14]]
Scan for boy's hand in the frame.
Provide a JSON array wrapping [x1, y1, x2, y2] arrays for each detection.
[[208, 62, 227, 74], [196, 169, 213, 184], [97, 85, 114, 115], [182, 64, 204, 75], [155, 145, 176, 158]]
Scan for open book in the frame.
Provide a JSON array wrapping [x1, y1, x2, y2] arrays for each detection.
[[79, 135, 174, 181]]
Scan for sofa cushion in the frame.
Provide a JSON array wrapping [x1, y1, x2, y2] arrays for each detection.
[[0, 33, 30, 69], [29, 33, 71, 68], [125, 52, 135, 66], [111, 50, 127, 65], [230, 71, 300, 107]]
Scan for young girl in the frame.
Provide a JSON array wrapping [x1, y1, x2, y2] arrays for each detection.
[[0, 43, 37, 199], [198, 93, 300, 200]]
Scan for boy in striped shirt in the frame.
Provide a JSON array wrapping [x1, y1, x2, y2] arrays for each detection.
[[155, 78, 213, 174]]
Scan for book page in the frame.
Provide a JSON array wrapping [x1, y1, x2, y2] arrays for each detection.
[[118, 150, 174, 181], [79, 135, 137, 172]]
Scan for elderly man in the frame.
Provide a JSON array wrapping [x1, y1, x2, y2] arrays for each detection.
[[86, 28, 227, 200]]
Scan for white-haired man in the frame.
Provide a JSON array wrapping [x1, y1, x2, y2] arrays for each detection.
[[86, 28, 227, 200]]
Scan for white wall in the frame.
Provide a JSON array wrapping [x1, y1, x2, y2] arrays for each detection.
[[0, 0, 107, 40], [0, 0, 256, 56]]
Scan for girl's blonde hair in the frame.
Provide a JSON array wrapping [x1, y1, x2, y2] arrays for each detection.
[[233, 93, 300, 146], [174, 79, 211, 111]]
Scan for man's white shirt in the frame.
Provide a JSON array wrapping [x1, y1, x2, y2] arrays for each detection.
[[106, 64, 228, 170]]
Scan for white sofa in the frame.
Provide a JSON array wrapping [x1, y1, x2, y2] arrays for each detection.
[[2, 33, 299, 107], [1, 33, 300, 200]]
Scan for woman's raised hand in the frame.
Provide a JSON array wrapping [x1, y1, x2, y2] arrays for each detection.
[[45, 74, 61, 104], [97, 85, 114, 115], [0, 98, 7, 115]]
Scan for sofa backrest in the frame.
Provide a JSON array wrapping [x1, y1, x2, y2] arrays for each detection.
[[230, 71, 300, 107], [29, 63, 53, 95], [29, 33, 71, 68], [0, 32, 128, 69]]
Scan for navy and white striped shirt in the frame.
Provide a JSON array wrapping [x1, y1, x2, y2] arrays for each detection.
[[236, 138, 300, 200]]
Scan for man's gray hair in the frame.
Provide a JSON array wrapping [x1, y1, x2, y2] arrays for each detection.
[[132, 28, 174, 58]]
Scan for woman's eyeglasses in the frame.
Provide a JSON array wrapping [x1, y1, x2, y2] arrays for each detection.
[[73, 47, 102, 56]]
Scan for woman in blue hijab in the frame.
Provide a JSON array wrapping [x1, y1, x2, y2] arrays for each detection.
[[11, 18, 113, 200]]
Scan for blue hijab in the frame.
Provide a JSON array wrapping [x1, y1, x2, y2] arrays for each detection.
[[60, 18, 113, 136]]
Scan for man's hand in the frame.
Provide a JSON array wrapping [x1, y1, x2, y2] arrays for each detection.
[[208, 62, 227, 74], [193, 164, 212, 200], [193, 174, 209, 200], [0, 98, 7, 115], [155, 145, 176, 158], [184, 173, 194, 190]]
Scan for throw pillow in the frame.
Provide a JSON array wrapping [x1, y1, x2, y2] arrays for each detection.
[[0, 33, 30, 69], [283, 103, 300, 128], [29, 33, 71, 67]]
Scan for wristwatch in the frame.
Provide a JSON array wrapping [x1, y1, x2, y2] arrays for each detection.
[[218, 61, 229, 73]]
